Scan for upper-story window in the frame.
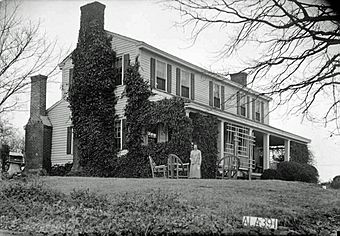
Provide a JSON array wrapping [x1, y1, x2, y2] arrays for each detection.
[[156, 60, 166, 91], [114, 56, 123, 86], [255, 100, 261, 121], [181, 70, 190, 98], [238, 93, 248, 117], [214, 84, 221, 108], [69, 68, 74, 90]]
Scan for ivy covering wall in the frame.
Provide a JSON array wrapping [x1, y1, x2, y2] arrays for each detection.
[[190, 113, 219, 178], [68, 3, 117, 176], [118, 60, 218, 178]]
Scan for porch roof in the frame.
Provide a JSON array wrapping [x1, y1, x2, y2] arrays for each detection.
[[185, 102, 311, 144]]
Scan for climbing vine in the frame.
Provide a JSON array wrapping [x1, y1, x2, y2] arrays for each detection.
[[68, 4, 117, 176], [190, 112, 219, 178], [117, 60, 154, 177], [117, 60, 192, 177]]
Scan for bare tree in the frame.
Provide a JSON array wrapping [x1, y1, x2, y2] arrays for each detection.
[[0, 1, 60, 114], [169, 0, 340, 134]]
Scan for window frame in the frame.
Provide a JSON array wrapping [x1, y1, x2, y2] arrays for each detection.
[[213, 83, 221, 109], [180, 69, 190, 98], [66, 127, 73, 155], [255, 100, 262, 122], [114, 55, 123, 86], [239, 93, 247, 117], [156, 60, 167, 91], [114, 119, 122, 150]]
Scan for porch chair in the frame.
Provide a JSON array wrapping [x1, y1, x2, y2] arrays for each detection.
[[167, 154, 189, 179], [216, 155, 240, 179], [149, 156, 167, 178]]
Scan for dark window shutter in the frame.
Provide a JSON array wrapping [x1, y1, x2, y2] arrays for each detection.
[[123, 54, 130, 71], [66, 127, 72, 154], [176, 68, 181, 96], [122, 119, 127, 149], [209, 81, 213, 106], [167, 64, 172, 93], [221, 85, 225, 110], [252, 98, 256, 120], [150, 58, 156, 88], [69, 68, 74, 89], [236, 92, 240, 115], [247, 96, 250, 118], [261, 101, 264, 123], [123, 54, 130, 84], [190, 73, 195, 100]]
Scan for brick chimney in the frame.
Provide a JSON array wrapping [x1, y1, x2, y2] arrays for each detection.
[[230, 72, 248, 87], [80, 2, 105, 34], [30, 75, 47, 118], [25, 75, 52, 174]]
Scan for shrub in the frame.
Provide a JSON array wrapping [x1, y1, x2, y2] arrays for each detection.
[[290, 142, 313, 164], [277, 161, 318, 183], [49, 163, 73, 176], [330, 175, 340, 189], [261, 169, 280, 180]]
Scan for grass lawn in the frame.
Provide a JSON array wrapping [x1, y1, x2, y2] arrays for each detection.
[[1, 177, 340, 235], [45, 177, 340, 232]]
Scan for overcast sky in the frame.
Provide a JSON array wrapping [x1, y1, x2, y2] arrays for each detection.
[[6, 0, 339, 182]]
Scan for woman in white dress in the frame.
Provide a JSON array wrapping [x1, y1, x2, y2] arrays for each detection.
[[189, 144, 202, 179]]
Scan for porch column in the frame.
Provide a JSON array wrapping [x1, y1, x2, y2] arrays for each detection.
[[217, 120, 225, 160], [220, 121, 225, 159], [185, 111, 190, 117], [263, 133, 270, 169], [284, 139, 291, 161]]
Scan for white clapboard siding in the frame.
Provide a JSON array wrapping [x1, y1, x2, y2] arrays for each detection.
[[47, 99, 73, 165], [61, 58, 73, 99], [140, 48, 270, 124]]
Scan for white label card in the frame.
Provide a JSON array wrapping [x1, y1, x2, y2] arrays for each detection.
[[242, 216, 278, 230]]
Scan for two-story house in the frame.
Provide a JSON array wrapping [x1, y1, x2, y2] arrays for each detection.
[[25, 1, 310, 174]]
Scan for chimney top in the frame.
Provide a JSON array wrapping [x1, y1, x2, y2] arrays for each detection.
[[80, 1, 106, 32], [31, 74, 47, 82], [230, 72, 247, 87], [30, 74, 47, 118], [80, 1, 105, 11]]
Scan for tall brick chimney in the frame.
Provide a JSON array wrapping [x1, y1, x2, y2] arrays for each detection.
[[79, 2, 105, 36], [30, 75, 47, 118], [25, 75, 52, 174], [230, 72, 248, 87]]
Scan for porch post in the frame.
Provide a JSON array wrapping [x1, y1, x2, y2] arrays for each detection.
[[185, 111, 190, 117], [263, 133, 270, 169], [284, 139, 290, 161], [217, 120, 225, 160], [220, 121, 225, 159]]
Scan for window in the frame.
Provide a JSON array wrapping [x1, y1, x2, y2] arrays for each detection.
[[156, 60, 166, 91], [255, 100, 261, 121], [181, 70, 190, 98], [214, 84, 220, 108], [114, 120, 121, 150], [114, 56, 123, 86], [240, 94, 247, 117], [66, 127, 73, 155], [69, 68, 74, 90]]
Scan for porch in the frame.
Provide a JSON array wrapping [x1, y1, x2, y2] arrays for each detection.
[[185, 102, 310, 179], [217, 121, 292, 179]]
